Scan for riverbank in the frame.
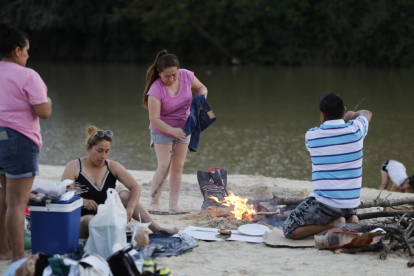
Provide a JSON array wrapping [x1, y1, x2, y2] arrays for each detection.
[[1, 164, 414, 275]]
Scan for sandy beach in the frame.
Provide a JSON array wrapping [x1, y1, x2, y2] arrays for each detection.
[[1, 164, 414, 275]]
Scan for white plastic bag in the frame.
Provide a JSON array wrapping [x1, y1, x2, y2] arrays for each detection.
[[84, 188, 127, 259]]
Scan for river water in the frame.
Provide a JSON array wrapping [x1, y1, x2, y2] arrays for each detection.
[[31, 62, 414, 189]]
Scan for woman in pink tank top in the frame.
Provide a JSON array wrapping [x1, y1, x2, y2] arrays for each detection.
[[142, 50, 208, 213], [0, 21, 52, 263]]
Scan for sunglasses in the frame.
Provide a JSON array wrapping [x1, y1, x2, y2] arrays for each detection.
[[92, 130, 113, 138]]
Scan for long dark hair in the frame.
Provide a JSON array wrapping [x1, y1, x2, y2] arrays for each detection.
[[0, 19, 28, 57], [142, 49, 180, 109]]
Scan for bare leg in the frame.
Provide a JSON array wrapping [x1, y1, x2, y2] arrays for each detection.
[[380, 170, 389, 190], [168, 143, 188, 213], [391, 183, 400, 192], [148, 144, 173, 212], [119, 191, 178, 235], [290, 217, 345, 240], [6, 177, 34, 262], [79, 215, 94, 238], [0, 174, 11, 260]]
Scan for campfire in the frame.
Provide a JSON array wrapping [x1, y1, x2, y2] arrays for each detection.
[[208, 191, 256, 220]]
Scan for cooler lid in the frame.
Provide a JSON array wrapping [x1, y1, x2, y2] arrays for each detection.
[[29, 195, 81, 207], [29, 196, 83, 212]]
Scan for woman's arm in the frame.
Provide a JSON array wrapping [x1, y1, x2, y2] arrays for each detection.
[[33, 97, 52, 119], [61, 160, 78, 182], [148, 96, 186, 140], [110, 161, 141, 210], [192, 76, 207, 98]]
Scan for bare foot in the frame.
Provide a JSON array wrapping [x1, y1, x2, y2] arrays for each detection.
[[0, 252, 12, 261], [161, 227, 179, 235], [147, 203, 161, 212], [10, 254, 29, 263], [330, 217, 346, 228], [169, 205, 187, 213]]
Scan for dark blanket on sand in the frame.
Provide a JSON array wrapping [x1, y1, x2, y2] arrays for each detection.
[[69, 231, 197, 260]]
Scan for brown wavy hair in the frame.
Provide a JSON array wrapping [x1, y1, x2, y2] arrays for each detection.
[[85, 125, 112, 148], [142, 49, 180, 109]]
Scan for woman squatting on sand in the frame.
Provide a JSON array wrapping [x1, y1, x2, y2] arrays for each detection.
[[61, 125, 179, 238]]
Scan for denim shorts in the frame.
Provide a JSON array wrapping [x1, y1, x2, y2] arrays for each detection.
[[0, 127, 39, 178], [282, 197, 357, 238], [150, 129, 190, 147]]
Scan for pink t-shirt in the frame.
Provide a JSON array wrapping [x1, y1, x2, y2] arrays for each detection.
[[0, 61, 48, 152], [147, 69, 194, 137]]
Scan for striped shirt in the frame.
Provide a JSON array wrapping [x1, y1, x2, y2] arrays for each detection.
[[306, 116, 369, 208]]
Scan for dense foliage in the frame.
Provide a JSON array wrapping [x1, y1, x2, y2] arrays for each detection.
[[1, 0, 414, 66]]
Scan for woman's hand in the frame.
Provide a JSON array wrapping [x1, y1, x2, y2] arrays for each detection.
[[198, 90, 208, 99], [171, 128, 187, 141], [83, 199, 98, 211], [126, 206, 134, 222]]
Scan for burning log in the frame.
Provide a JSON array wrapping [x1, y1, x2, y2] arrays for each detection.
[[205, 206, 233, 219], [208, 191, 256, 220]]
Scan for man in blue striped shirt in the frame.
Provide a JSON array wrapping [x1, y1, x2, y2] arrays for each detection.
[[283, 93, 372, 239]]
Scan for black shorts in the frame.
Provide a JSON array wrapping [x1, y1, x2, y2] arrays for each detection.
[[381, 160, 389, 172]]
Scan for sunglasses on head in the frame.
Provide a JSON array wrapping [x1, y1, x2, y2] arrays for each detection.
[[92, 130, 113, 138]]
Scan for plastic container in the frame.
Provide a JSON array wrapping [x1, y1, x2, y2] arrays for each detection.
[[29, 195, 83, 255], [31, 179, 72, 197]]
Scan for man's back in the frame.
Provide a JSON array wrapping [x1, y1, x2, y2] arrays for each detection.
[[305, 116, 369, 208]]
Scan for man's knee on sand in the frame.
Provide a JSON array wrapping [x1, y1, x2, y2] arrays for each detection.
[[282, 197, 357, 239]]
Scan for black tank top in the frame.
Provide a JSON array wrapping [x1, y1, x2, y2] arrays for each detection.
[[75, 158, 117, 216]]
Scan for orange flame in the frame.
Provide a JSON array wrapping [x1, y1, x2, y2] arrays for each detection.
[[208, 191, 256, 220]]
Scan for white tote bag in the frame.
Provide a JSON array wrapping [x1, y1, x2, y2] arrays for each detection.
[[84, 188, 127, 259]]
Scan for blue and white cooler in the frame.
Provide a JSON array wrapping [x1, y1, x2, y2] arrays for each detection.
[[29, 195, 83, 255]]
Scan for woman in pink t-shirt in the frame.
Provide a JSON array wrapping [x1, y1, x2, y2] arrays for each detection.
[[0, 21, 52, 262], [142, 50, 208, 213]]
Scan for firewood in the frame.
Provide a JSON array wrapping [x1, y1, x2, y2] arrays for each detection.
[[380, 240, 400, 260], [338, 243, 383, 254], [358, 198, 414, 209], [404, 222, 414, 256], [357, 211, 414, 220], [253, 196, 414, 209], [254, 211, 281, 216]]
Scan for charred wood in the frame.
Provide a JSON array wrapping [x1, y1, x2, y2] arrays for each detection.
[[380, 240, 400, 260], [357, 211, 414, 220]]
